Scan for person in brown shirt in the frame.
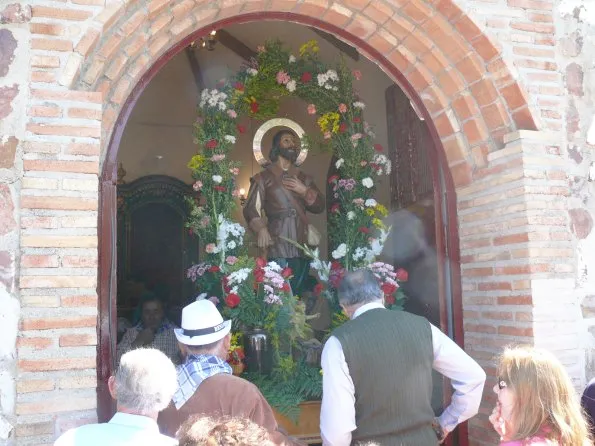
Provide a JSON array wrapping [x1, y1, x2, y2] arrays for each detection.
[[158, 300, 302, 446]]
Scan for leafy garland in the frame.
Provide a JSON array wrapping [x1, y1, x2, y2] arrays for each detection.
[[186, 39, 407, 415]]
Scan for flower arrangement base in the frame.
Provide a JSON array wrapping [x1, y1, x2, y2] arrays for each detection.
[[273, 400, 321, 445], [231, 363, 244, 376]]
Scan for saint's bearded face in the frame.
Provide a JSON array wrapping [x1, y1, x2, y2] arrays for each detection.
[[278, 132, 299, 163]]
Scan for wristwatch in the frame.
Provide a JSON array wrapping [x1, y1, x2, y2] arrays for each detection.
[[432, 418, 446, 443]]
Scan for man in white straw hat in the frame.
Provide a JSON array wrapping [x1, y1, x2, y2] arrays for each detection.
[[158, 299, 302, 445]]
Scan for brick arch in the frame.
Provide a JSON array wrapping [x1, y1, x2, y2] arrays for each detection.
[[70, 0, 538, 187]]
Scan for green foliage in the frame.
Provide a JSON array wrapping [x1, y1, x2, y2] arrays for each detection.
[[245, 359, 323, 422]]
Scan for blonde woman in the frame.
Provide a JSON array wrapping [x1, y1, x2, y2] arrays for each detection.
[[489, 346, 592, 445]]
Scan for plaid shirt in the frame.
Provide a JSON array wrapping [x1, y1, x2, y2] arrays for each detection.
[[172, 354, 232, 409], [116, 319, 181, 365]]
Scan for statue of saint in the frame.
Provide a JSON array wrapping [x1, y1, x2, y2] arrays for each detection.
[[243, 129, 325, 297]]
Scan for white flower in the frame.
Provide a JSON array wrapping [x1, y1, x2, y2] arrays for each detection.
[[353, 101, 366, 109], [224, 135, 236, 144], [347, 211, 355, 220], [332, 243, 347, 259], [247, 68, 258, 76], [227, 241, 236, 250], [286, 80, 297, 92], [362, 177, 374, 188], [212, 175, 222, 184], [352, 247, 367, 261], [218, 102, 227, 111], [365, 198, 377, 207], [335, 158, 344, 169], [289, 55, 296, 63]]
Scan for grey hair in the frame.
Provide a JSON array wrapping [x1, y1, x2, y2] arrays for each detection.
[[115, 348, 177, 415], [337, 269, 383, 307]]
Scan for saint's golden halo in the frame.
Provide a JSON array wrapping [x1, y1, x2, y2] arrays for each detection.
[[252, 118, 308, 166]]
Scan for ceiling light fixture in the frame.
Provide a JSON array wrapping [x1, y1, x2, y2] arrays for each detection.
[[190, 30, 218, 51]]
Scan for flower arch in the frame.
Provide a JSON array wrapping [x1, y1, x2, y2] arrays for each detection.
[[188, 39, 397, 294]]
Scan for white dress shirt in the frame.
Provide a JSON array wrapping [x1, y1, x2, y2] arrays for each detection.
[[54, 412, 177, 446], [320, 302, 486, 446]]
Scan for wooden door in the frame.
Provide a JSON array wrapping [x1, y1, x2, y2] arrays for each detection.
[[116, 175, 199, 324]]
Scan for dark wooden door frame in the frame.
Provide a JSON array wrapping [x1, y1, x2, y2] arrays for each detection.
[[97, 12, 466, 444]]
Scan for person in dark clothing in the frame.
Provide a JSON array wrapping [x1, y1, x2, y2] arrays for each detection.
[[581, 377, 595, 435]]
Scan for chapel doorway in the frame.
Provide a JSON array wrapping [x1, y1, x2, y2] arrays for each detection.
[[100, 18, 463, 444]]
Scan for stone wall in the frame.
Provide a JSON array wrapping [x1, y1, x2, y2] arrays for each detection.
[[0, 3, 30, 444], [553, 0, 595, 383]]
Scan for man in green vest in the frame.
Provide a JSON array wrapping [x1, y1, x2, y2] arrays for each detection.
[[320, 269, 486, 445]]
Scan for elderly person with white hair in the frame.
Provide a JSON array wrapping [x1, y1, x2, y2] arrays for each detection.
[[55, 348, 178, 446], [320, 269, 486, 445]]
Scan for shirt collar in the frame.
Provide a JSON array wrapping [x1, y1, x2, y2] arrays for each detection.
[[352, 301, 385, 319], [270, 163, 298, 177], [108, 412, 159, 432]]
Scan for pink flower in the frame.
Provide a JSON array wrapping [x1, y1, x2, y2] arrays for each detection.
[[205, 243, 216, 253], [226, 256, 238, 265], [353, 70, 362, 80], [360, 160, 368, 167], [307, 104, 316, 115], [208, 296, 220, 305], [324, 131, 331, 140], [230, 167, 240, 175], [276, 71, 291, 85], [338, 103, 347, 113], [351, 133, 362, 141], [352, 198, 364, 208], [211, 154, 225, 161], [257, 45, 266, 53], [232, 189, 240, 197], [199, 216, 210, 228], [227, 109, 237, 118], [193, 181, 203, 191]]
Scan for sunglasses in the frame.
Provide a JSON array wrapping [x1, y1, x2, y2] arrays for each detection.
[[497, 377, 507, 390]]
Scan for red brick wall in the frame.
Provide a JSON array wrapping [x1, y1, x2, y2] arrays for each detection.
[[1, 0, 583, 444]]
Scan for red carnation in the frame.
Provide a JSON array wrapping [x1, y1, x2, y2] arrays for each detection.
[[225, 293, 241, 308], [331, 261, 342, 271], [301, 72, 312, 83], [281, 267, 293, 278], [250, 102, 259, 114], [314, 283, 324, 295], [222, 276, 231, 293], [353, 117, 361, 123], [234, 82, 244, 91], [396, 268, 408, 282], [214, 185, 226, 192], [328, 174, 339, 184], [209, 265, 220, 273], [330, 203, 340, 213], [256, 257, 267, 268], [205, 139, 218, 149], [385, 295, 396, 305], [374, 144, 384, 152], [358, 226, 370, 234], [381, 282, 397, 296], [254, 269, 265, 283], [281, 282, 290, 292], [339, 122, 347, 133], [237, 124, 246, 134]]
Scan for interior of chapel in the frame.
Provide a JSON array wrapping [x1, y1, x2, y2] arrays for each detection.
[[115, 20, 441, 326], [110, 19, 460, 442]]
